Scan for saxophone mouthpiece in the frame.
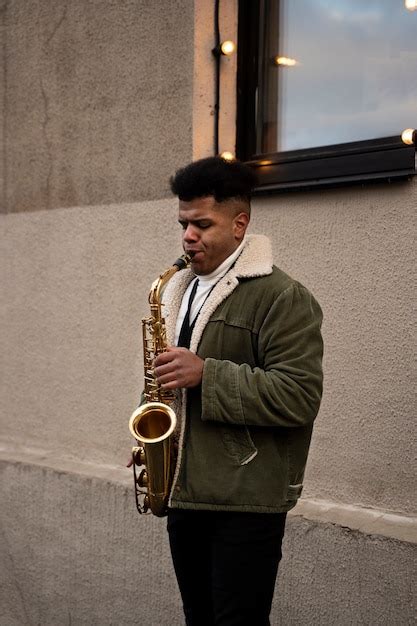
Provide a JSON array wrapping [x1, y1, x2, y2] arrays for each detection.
[[173, 254, 192, 269]]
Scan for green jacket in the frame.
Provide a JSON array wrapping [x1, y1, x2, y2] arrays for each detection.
[[163, 235, 323, 513]]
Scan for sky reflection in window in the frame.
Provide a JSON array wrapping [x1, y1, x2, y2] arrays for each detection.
[[260, 0, 417, 152]]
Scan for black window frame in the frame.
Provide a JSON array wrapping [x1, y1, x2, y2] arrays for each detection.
[[236, 0, 416, 193]]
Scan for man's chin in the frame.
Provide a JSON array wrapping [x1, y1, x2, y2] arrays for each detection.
[[189, 252, 207, 275], [191, 261, 210, 276], [191, 264, 204, 276]]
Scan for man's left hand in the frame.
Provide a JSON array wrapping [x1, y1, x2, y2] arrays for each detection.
[[154, 346, 204, 389]]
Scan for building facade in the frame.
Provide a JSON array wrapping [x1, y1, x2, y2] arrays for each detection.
[[1, 1, 416, 624]]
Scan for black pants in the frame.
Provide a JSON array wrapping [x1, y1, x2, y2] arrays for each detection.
[[167, 509, 287, 626]]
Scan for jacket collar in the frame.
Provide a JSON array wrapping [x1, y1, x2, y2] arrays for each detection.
[[163, 234, 273, 350], [232, 234, 273, 279]]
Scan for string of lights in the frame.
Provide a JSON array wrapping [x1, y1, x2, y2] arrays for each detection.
[[212, 0, 236, 159]]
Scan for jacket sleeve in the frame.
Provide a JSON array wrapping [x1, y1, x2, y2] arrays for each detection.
[[201, 284, 323, 428]]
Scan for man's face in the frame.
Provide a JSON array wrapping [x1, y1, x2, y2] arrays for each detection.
[[178, 196, 249, 276]]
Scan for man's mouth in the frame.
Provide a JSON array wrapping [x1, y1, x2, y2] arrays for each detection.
[[186, 250, 203, 260]]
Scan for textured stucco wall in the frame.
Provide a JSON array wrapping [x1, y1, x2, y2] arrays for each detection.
[[0, 457, 181, 626], [1, 457, 415, 626], [0, 199, 183, 466], [274, 514, 416, 626], [251, 179, 417, 516], [2, 0, 194, 213]]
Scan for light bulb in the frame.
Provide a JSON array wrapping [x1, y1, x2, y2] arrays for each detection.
[[220, 40, 236, 56], [401, 128, 416, 145], [220, 151, 235, 161], [273, 56, 297, 67], [405, 0, 417, 11]]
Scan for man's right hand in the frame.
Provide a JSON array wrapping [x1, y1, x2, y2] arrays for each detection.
[[154, 346, 204, 389]]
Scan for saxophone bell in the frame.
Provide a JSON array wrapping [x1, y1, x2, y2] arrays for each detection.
[[129, 402, 177, 517]]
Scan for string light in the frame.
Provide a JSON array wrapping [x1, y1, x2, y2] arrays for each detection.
[[401, 128, 416, 145], [220, 151, 235, 161], [212, 0, 237, 155], [220, 40, 236, 56], [212, 40, 236, 57], [273, 56, 298, 67]]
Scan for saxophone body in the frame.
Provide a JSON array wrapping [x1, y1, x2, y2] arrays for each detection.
[[129, 255, 191, 517]]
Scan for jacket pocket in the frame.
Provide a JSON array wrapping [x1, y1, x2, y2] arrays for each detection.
[[219, 425, 258, 466]]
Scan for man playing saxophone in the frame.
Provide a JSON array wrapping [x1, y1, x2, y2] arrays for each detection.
[[144, 156, 323, 625]]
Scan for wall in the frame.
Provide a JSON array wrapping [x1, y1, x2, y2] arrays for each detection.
[[1, 1, 194, 624], [1, 0, 194, 459], [2, 457, 415, 626], [2, 0, 193, 213], [251, 181, 417, 516], [1, 199, 183, 465]]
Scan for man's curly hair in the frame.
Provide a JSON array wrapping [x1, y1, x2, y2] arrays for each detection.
[[170, 156, 258, 203]]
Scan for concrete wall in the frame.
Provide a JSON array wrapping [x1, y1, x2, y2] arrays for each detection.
[[0, 199, 183, 466], [251, 181, 417, 516], [0, 456, 181, 626], [2, 455, 416, 626], [2, 0, 194, 213], [1, 1, 416, 625]]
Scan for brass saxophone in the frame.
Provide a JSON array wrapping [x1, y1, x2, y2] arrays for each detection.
[[128, 254, 191, 517]]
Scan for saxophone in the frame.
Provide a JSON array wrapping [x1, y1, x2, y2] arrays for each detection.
[[128, 254, 191, 517]]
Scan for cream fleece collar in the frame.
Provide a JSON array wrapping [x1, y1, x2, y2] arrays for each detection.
[[163, 234, 273, 354]]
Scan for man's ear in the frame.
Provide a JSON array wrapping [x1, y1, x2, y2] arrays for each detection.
[[233, 212, 250, 239]]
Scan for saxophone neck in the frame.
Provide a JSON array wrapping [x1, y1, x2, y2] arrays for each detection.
[[148, 254, 191, 306]]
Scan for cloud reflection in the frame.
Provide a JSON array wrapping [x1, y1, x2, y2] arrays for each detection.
[[271, 0, 417, 151]]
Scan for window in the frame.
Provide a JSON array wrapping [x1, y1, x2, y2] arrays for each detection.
[[237, 0, 417, 191]]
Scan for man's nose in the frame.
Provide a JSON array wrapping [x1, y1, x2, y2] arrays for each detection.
[[183, 224, 198, 242]]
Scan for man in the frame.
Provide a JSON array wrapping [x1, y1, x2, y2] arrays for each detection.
[[154, 156, 323, 626]]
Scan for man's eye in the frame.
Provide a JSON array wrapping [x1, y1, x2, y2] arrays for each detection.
[[198, 223, 211, 229]]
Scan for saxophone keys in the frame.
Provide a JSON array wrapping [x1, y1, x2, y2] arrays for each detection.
[[142, 495, 150, 514], [137, 469, 148, 488], [132, 446, 146, 466]]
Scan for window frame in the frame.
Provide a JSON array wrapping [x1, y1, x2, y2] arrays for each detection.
[[236, 0, 416, 193]]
